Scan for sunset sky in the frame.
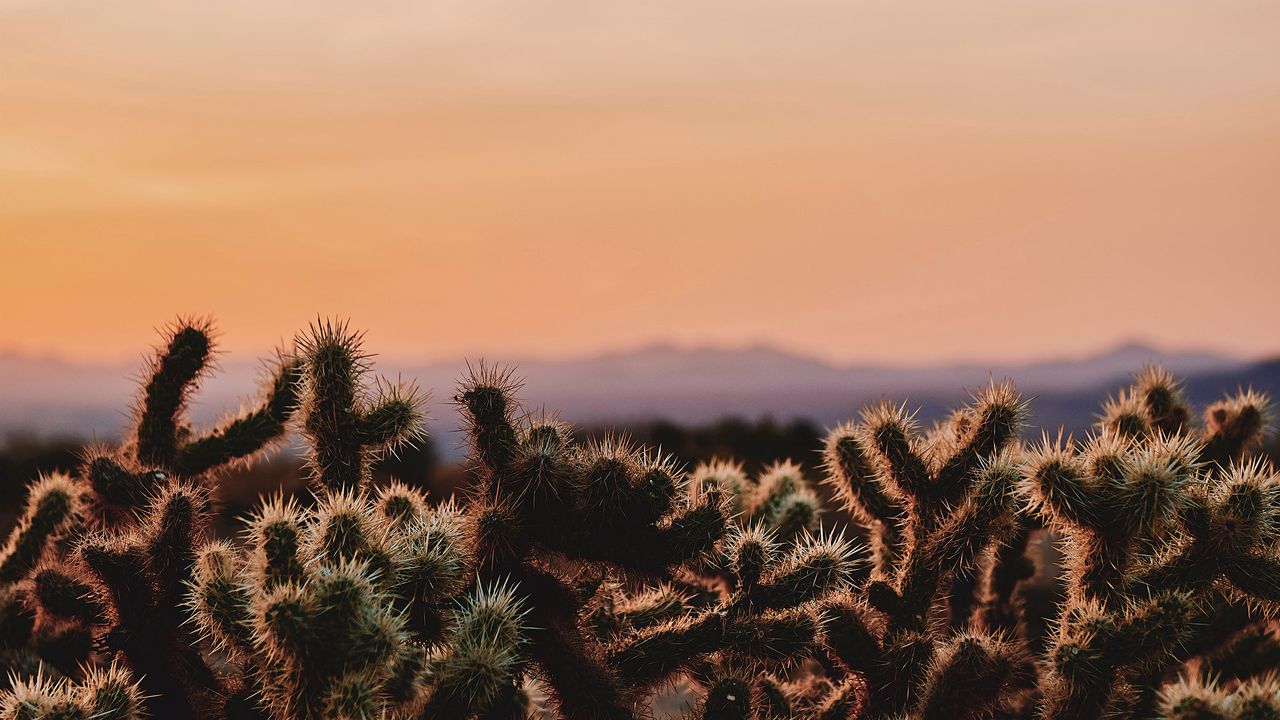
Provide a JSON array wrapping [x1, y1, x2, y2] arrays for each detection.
[[2, 1, 1279, 365]]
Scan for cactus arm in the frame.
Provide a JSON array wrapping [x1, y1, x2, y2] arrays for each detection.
[[0, 473, 80, 585], [133, 320, 212, 468], [172, 355, 302, 476]]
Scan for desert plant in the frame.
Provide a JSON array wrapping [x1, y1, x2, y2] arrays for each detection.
[[1023, 367, 1277, 720], [1, 323, 1276, 720], [184, 321, 538, 720], [0, 319, 300, 717], [454, 367, 736, 719], [1159, 674, 1280, 720], [0, 662, 142, 719]]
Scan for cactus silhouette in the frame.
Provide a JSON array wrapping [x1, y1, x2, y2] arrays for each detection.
[[1023, 368, 1277, 720], [1, 322, 1277, 720], [0, 319, 299, 716]]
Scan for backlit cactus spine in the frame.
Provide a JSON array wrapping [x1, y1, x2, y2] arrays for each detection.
[[812, 381, 1034, 720], [0, 473, 83, 684], [1, 320, 1277, 720], [0, 662, 143, 720], [1022, 367, 1276, 720], [455, 366, 735, 719], [599, 458, 862, 719], [0, 318, 300, 717], [185, 322, 530, 720]]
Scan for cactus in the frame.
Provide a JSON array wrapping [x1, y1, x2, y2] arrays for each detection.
[[454, 365, 735, 719], [295, 319, 424, 493], [1160, 675, 1280, 720], [181, 322, 525, 720], [129, 317, 302, 479], [0, 662, 143, 720], [1023, 368, 1276, 720], [0, 319, 299, 713], [794, 382, 1035, 719], [2, 321, 1278, 720], [185, 488, 522, 720], [0, 474, 81, 586]]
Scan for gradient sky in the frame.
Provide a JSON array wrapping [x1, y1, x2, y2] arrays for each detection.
[[2, 1, 1279, 364]]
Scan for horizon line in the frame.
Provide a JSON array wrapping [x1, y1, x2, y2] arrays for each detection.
[[0, 336, 1271, 372]]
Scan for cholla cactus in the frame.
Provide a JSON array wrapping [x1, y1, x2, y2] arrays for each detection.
[[809, 382, 1033, 719], [127, 317, 302, 478], [79, 317, 299, 529], [698, 459, 823, 541], [0, 319, 300, 713], [606, 525, 861, 712], [0, 474, 81, 588], [180, 322, 530, 720], [0, 662, 143, 720], [1023, 368, 1276, 720], [68, 481, 226, 716], [595, 453, 861, 717], [4, 321, 1280, 720], [187, 492, 524, 719], [295, 319, 424, 493], [455, 365, 734, 719], [0, 474, 83, 683], [1160, 674, 1280, 720]]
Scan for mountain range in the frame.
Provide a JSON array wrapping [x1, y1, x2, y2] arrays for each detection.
[[0, 343, 1274, 459]]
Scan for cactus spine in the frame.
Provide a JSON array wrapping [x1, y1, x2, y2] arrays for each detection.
[[0, 323, 1276, 720]]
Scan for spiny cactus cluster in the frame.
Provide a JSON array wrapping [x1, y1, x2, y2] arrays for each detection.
[[0, 321, 1276, 720], [0, 318, 302, 719], [1024, 368, 1280, 720], [1, 663, 141, 719]]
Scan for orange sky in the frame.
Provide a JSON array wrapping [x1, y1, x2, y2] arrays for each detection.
[[2, 1, 1279, 364]]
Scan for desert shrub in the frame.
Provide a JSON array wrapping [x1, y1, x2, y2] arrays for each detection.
[[0, 320, 1275, 720]]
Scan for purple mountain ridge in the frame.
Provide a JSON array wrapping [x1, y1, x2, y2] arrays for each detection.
[[0, 343, 1272, 460]]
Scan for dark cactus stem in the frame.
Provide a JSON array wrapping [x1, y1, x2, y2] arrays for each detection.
[[83, 455, 153, 517], [172, 355, 303, 476], [476, 680, 530, 720], [932, 383, 1024, 510], [1201, 613, 1280, 684], [515, 564, 635, 720], [455, 363, 522, 486], [866, 410, 932, 510], [0, 473, 79, 584], [134, 321, 212, 468], [916, 636, 1022, 720], [974, 526, 1036, 633], [877, 630, 937, 717], [78, 484, 228, 718], [1039, 672, 1116, 720], [83, 539, 226, 717], [702, 677, 752, 720], [297, 320, 423, 493], [1076, 532, 1132, 608], [30, 564, 104, 626], [948, 573, 982, 632], [300, 322, 368, 491]]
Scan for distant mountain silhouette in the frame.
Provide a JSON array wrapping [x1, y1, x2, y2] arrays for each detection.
[[0, 344, 1271, 459]]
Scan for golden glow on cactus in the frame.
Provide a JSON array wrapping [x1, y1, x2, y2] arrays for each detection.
[[2, 326, 1277, 720]]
